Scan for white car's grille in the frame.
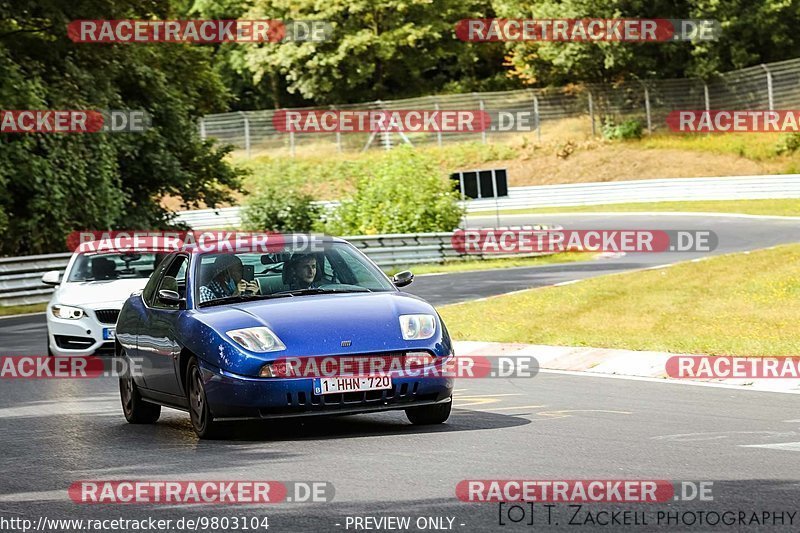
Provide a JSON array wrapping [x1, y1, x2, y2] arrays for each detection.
[[94, 309, 120, 324]]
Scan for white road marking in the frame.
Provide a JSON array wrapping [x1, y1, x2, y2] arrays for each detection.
[[553, 280, 580, 286], [0, 490, 64, 503], [538, 368, 800, 395], [0, 312, 46, 320], [740, 442, 800, 452], [480, 405, 545, 411]]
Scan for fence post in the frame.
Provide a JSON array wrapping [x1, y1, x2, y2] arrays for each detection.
[[289, 131, 295, 157], [330, 105, 342, 152], [703, 82, 710, 111], [434, 100, 443, 148], [760, 64, 774, 110], [533, 94, 541, 142], [643, 85, 652, 134], [478, 96, 487, 144], [199, 117, 206, 140], [238, 111, 251, 158], [588, 91, 596, 137]]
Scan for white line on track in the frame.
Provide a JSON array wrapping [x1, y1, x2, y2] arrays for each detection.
[[538, 368, 800, 395]]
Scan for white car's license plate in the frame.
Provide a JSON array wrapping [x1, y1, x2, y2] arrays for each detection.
[[313, 376, 392, 395], [103, 327, 116, 340]]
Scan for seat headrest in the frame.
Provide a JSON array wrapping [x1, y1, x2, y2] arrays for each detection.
[[161, 276, 178, 292], [91, 257, 117, 280]]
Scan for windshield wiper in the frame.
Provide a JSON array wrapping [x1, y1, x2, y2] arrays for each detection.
[[198, 293, 288, 308], [270, 287, 372, 297]]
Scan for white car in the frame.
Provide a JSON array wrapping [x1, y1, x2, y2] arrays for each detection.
[[43, 248, 165, 356]]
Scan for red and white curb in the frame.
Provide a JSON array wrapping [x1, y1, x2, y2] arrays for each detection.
[[453, 341, 800, 394]]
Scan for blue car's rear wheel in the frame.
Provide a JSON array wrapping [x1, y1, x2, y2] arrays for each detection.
[[186, 357, 223, 439], [405, 397, 452, 425], [119, 352, 161, 424]]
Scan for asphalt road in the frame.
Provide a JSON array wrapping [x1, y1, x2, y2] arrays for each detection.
[[3, 372, 800, 531], [1, 212, 800, 532]]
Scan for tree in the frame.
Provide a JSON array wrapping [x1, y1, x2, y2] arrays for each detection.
[[241, 0, 514, 104], [498, 0, 800, 85], [0, 0, 244, 255], [497, 0, 695, 86]]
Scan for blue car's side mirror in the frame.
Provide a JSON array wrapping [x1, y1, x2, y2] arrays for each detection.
[[158, 289, 184, 308], [392, 270, 414, 288]]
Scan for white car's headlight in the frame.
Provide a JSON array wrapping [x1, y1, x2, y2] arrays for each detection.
[[399, 314, 436, 340], [51, 305, 85, 320], [226, 327, 286, 353]]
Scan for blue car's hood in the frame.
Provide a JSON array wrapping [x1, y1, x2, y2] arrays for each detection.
[[194, 291, 439, 357]]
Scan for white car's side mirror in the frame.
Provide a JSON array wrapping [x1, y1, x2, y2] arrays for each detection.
[[41, 270, 63, 286]]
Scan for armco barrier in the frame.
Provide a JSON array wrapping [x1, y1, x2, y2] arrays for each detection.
[[0, 253, 73, 306], [174, 175, 800, 229], [0, 227, 556, 307]]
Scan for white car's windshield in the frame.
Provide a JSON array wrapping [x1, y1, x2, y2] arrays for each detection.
[[67, 252, 164, 282]]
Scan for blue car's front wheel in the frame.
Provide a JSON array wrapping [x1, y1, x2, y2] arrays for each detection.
[[119, 352, 161, 424], [187, 357, 224, 439], [405, 396, 452, 425]]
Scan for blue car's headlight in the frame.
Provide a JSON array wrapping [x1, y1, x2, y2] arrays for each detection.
[[399, 314, 436, 340], [226, 327, 286, 353]]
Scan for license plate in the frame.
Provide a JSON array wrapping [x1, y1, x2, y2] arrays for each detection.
[[313, 376, 392, 395], [103, 327, 116, 340]]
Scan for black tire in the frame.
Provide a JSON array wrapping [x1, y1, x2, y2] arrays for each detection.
[[186, 357, 223, 439], [119, 353, 161, 424], [405, 397, 452, 425]]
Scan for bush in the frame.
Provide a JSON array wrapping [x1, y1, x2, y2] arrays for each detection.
[[324, 147, 464, 235], [242, 188, 321, 232], [776, 133, 800, 155], [602, 119, 644, 140]]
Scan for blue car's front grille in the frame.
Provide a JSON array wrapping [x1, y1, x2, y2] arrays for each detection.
[[259, 380, 440, 417]]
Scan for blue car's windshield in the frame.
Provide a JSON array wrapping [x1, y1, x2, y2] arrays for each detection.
[[195, 242, 395, 306]]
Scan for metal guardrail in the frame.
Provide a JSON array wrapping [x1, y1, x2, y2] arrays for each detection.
[[464, 174, 800, 212], [0, 253, 73, 306], [173, 175, 800, 229], [0, 228, 555, 307]]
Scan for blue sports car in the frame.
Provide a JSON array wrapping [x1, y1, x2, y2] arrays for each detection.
[[115, 236, 454, 438]]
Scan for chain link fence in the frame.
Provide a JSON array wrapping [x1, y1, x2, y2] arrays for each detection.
[[200, 57, 800, 157]]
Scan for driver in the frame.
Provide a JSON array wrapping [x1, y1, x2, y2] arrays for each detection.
[[285, 254, 319, 290], [199, 254, 259, 303]]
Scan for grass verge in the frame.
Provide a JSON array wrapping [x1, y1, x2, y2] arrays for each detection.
[[438, 244, 800, 356], [0, 303, 47, 316], [385, 252, 594, 276], [488, 198, 800, 217]]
